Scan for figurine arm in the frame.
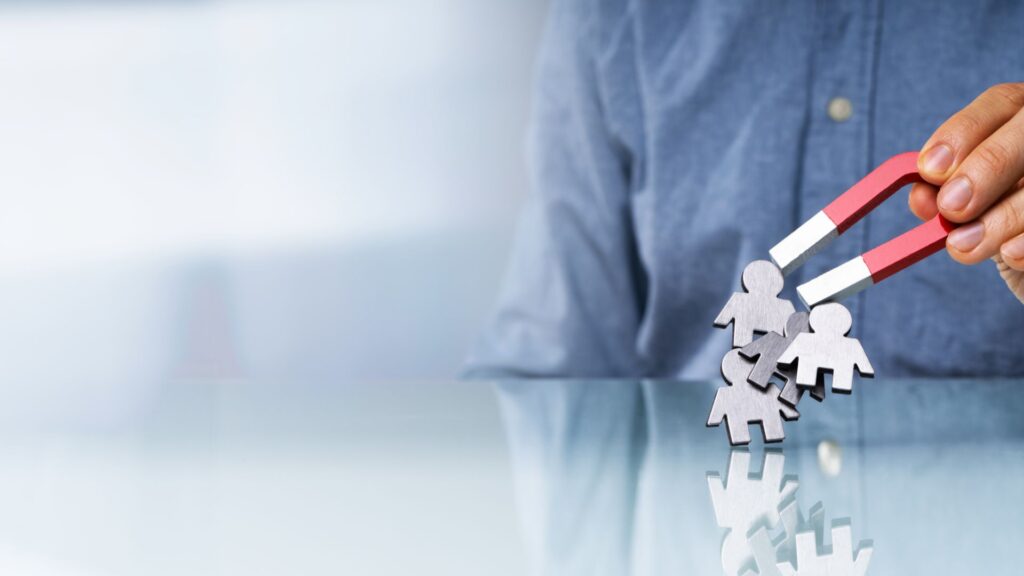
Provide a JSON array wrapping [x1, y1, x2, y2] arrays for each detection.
[[707, 393, 727, 426], [852, 342, 875, 376], [713, 295, 738, 327], [739, 334, 770, 359]]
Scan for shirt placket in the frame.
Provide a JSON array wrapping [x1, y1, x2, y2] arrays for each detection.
[[796, 0, 880, 331]]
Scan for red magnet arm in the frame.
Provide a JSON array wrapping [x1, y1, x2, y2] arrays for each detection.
[[822, 151, 924, 233], [780, 151, 962, 307], [862, 214, 957, 283], [796, 215, 958, 308], [770, 151, 927, 276]]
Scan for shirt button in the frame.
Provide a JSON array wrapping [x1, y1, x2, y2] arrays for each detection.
[[827, 97, 853, 122]]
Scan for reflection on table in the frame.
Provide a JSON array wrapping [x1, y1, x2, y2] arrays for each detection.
[[495, 379, 1024, 575]]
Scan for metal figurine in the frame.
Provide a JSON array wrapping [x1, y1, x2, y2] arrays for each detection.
[[778, 370, 825, 408], [714, 260, 796, 347], [740, 312, 810, 389], [740, 311, 824, 407], [707, 349, 799, 444], [778, 302, 874, 394]]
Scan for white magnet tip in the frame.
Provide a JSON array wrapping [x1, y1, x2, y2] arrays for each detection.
[[797, 256, 873, 308], [769, 212, 840, 276]]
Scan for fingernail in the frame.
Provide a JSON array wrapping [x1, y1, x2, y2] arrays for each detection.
[[1003, 236, 1024, 261], [938, 177, 972, 213], [921, 143, 954, 174], [948, 221, 984, 253]]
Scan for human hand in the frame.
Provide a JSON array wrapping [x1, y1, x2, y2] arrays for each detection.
[[909, 83, 1024, 303]]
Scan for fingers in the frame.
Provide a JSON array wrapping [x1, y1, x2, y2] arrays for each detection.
[[937, 106, 1024, 223], [918, 84, 1024, 225], [1001, 232, 1024, 271], [919, 83, 1024, 184], [916, 84, 1024, 271], [946, 185, 1024, 265], [908, 182, 939, 221]]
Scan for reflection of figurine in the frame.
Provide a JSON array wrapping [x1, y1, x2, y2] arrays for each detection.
[[493, 381, 877, 576], [707, 450, 797, 575], [755, 499, 825, 574], [748, 525, 788, 576], [708, 449, 872, 576], [778, 523, 873, 576], [714, 261, 796, 347]]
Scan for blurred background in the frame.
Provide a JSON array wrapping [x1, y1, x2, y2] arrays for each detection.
[[0, 3, 550, 572], [0, 0, 546, 401]]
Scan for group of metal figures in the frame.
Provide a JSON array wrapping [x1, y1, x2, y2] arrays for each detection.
[[708, 260, 874, 445]]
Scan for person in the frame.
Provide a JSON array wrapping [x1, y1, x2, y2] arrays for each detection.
[[466, 1, 1024, 379]]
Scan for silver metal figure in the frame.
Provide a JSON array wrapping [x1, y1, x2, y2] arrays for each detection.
[[740, 311, 825, 407], [715, 260, 796, 347], [740, 312, 810, 389], [778, 302, 874, 394], [707, 349, 799, 445], [778, 371, 825, 408]]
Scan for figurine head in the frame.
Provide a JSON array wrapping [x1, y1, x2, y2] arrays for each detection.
[[741, 260, 784, 296], [720, 348, 755, 384], [809, 302, 852, 335]]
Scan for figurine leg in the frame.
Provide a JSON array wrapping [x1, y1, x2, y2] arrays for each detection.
[[726, 418, 751, 445], [761, 418, 785, 443], [796, 362, 818, 388], [832, 367, 853, 393]]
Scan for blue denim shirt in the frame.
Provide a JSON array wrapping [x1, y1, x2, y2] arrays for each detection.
[[467, 0, 1024, 378]]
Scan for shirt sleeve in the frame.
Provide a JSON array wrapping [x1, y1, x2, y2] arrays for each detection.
[[464, 0, 644, 378]]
